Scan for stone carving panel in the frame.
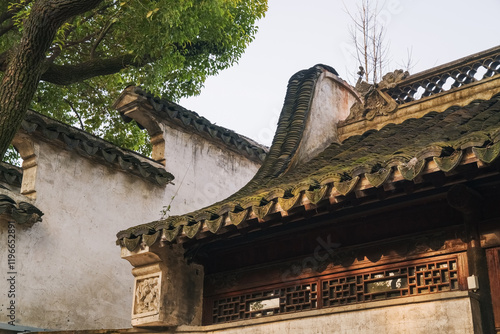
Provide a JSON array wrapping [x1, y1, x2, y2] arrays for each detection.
[[134, 276, 160, 315]]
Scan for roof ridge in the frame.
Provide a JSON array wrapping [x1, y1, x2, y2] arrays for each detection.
[[0, 162, 22, 188], [119, 86, 269, 163], [0, 188, 43, 225], [116, 89, 500, 245], [247, 64, 338, 181], [20, 110, 174, 186], [344, 93, 500, 144]]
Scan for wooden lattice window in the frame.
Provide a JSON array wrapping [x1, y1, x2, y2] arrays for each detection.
[[321, 258, 458, 307], [207, 257, 460, 324], [211, 283, 317, 324]]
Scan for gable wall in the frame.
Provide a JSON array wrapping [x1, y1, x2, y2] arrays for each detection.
[[161, 123, 262, 210]]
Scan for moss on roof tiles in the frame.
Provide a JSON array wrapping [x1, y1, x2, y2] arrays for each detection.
[[247, 65, 337, 182], [117, 65, 500, 247]]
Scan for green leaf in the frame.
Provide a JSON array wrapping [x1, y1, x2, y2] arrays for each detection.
[[1, 0, 268, 157]]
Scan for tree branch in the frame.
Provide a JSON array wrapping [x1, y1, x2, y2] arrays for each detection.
[[0, 0, 33, 37], [40, 54, 150, 85], [47, 33, 96, 57], [90, 21, 114, 59], [3, 38, 221, 86], [40, 38, 227, 86], [0, 20, 14, 37], [64, 98, 85, 130], [0, 12, 13, 26], [0, 0, 29, 25], [0, 0, 104, 157]]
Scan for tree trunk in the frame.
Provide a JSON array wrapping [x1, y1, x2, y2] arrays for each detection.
[[0, 0, 102, 158]]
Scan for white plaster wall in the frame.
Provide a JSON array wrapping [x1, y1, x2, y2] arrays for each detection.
[[0, 132, 260, 330], [161, 124, 261, 213], [177, 296, 474, 334], [0, 143, 169, 330], [296, 72, 359, 165]]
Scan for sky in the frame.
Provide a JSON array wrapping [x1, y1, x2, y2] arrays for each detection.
[[180, 0, 500, 147]]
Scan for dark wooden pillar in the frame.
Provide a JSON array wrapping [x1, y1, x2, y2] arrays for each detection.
[[447, 184, 495, 334], [486, 247, 500, 332]]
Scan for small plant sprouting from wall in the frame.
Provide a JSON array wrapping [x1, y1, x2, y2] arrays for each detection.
[[159, 162, 191, 219], [160, 195, 175, 219]]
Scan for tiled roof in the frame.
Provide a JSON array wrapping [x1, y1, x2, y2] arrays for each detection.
[[118, 86, 268, 163], [0, 190, 43, 225], [117, 65, 500, 250], [21, 111, 174, 186], [0, 162, 22, 189]]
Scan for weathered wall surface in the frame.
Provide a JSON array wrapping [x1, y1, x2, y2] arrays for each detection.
[[295, 72, 359, 166], [0, 125, 260, 330], [0, 143, 168, 330], [161, 123, 261, 211], [173, 294, 474, 334]]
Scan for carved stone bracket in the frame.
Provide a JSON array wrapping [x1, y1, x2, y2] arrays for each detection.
[[133, 267, 162, 320], [120, 243, 203, 328]]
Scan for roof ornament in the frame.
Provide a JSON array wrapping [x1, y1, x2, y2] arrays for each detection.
[[377, 69, 410, 90], [346, 69, 409, 123], [356, 66, 365, 82]]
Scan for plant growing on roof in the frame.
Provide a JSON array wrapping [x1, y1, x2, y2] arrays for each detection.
[[345, 0, 389, 84], [0, 0, 268, 160], [345, 0, 415, 85]]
